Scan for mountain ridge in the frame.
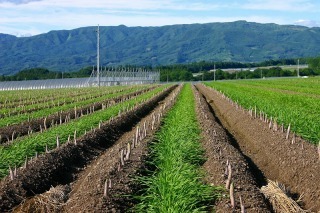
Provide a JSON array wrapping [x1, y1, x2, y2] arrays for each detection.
[[1, 21, 320, 75]]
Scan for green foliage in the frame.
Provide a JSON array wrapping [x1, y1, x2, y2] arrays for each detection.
[[159, 58, 320, 81], [307, 57, 320, 74], [2, 58, 317, 82], [0, 85, 148, 127], [0, 67, 96, 81], [0, 85, 168, 178], [1, 21, 320, 74], [134, 84, 221, 212], [0, 68, 61, 81], [205, 78, 320, 143], [160, 69, 193, 82]]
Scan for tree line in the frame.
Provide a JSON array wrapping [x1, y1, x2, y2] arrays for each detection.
[[159, 57, 319, 81], [1, 57, 319, 82]]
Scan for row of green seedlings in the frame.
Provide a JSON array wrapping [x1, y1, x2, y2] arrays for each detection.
[[0, 85, 134, 120], [0, 87, 96, 109], [0, 85, 148, 118], [103, 85, 183, 198], [1, 86, 156, 144], [8, 119, 113, 181], [133, 84, 219, 212], [205, 81, 320, 144], [0, 85, 133, 107], [229, 78, 320, 96], [204, 85, 320, 157], [0, 88, 103, 111], [4, 85, 171, 180], [0, 88, 87, 106], [0, 85, 153, 128], [193, 86, 245, 212], [9, 117, 110, 181]]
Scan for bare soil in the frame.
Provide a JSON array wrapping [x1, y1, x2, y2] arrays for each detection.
[[0, 85, 176, 212], [193, 85, 271, 212], [196, 83, 320, 212], [1, 82, 319, 212], [0, 86, 156, 144]]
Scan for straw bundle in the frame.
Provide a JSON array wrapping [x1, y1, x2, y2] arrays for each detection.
[[33, 185, 70, 212], [261, 180, 308, 213]]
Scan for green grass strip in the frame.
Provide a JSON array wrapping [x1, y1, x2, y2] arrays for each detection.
[[205, 80, 320, 144], [0, 85, 169, 179], [134, 84, 220, 213]]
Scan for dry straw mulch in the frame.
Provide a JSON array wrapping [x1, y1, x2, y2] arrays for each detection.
[[261, 180, 309, 213]]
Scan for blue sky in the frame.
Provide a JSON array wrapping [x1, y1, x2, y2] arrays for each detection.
[[0, 0, 319, 36]]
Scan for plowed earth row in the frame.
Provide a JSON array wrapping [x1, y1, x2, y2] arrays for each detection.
[[1, 83, 319, 212], [193, 85, 270, 212], [0, 86, 157, 144], [0, 85, 177, 212], [196, 83, 320, 212]]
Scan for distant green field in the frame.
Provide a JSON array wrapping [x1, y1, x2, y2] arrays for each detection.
[[205, 77, 320, 144]]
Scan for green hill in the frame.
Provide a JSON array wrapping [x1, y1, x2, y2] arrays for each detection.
[[1, 21, 320, 75]]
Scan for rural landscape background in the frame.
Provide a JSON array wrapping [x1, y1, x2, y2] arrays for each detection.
[[1, 21, 320, 82], [0, 0, 320, 212], [0, 21, 320, 76]]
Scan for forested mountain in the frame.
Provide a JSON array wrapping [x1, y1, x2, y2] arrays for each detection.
[[1, 21, 320, 75]]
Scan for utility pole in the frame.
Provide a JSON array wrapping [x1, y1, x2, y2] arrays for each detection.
[[214, 64, 216, 81], [97, 25, 100, 87], [297, 59, 300, 78]]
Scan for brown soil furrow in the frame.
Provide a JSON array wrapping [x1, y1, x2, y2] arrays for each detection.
[[62, 85, 182, 212], [0, 88, 113, 115], [193, 85, 270, 213], [0, 85, 177, 212], [0, 86, 157, 144], [196, 83, 320, 212]]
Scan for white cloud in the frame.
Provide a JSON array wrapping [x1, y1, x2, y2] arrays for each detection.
[[243, 0, 314, 11], [0, 0, 224, 11], [0, 0, 231, 35], [0, 0, 319, 35], [0, 0, 41, 4], [294, 19, 320, 27]]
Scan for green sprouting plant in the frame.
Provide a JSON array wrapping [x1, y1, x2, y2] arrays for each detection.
[[134, 84, 221, 212], [205, 79, 320, 144], [0, 86, 123, 108], [0, 85, 152, 127], [0, 85, 169, 178]]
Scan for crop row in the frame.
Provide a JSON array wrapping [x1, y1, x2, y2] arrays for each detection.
[[0, 85, 157, 144], [205, 80, 320, 143], [0, 86, 112, 105], [0, 85, 134, 104], [0, 85, 149, 116], [0, 85, 153, 127], [134, 84, 220, 212], [0, 84, 170, 178], [226, 78, 320, 96]]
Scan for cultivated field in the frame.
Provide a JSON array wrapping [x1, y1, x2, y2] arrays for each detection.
[[205, 77, 320, 143], [0, 79, 319, 212]]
